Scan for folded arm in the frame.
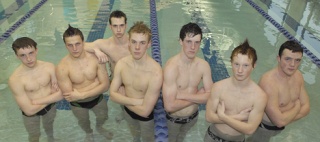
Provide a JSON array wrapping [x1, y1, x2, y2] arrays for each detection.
[[109, 62, 143, 106], [162, 66, 194, 113], [8, 78, 46, 116], [127, 69, 163, 117]]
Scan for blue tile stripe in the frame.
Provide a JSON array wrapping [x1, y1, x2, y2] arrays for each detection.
[[149, 0, 168, 142], [56, 0, 114, 110], [0, 0, 47, 44], [0, 0, 27, 26], [86, 0, 113, 42], [246, 0, 320, 68]]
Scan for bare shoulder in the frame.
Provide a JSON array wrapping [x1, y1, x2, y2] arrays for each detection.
[[56, 56, 70, 70], [259, 68, 277, 84], [250, 80, 267, 98], [164, 55, 179, 70], [212, 78, 229, 89], [39, 60, 55, 68], [195, 57, 209, 65]]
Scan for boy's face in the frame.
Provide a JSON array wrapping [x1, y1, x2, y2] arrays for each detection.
[[64, 35, 84, 58], [180, 33, 201, 59], [110, 17, 127, 38], [129, 33, 150, 60], [231, 53, 254, 81], [16, 46, 38, 68], [278, 49, 302, 76]]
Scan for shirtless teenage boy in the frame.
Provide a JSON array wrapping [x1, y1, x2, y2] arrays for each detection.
[[9, 37, 63, 142]]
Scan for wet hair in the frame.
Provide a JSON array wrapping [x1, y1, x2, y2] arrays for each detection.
[[230, 39, 257, 67], [128, 21, 151, 41], [12, 37, 37, 55], [109, 10, 127, 25], [278, 40, 303, 57], [179, 22, 202, 41], [62, 24, 84, 43]]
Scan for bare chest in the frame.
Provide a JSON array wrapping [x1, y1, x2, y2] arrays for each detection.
[[68, 60, 97, 84], [176, 67, 202, 90], [221, 92, 254, 114], [22, 71, 51, 93], [278, 82, 300, 107], [121, 68, 152, 94]]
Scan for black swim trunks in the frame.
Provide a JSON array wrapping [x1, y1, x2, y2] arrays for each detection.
[[124, 106, 154, 121], [22, 103, 55, 117], [259, 122, 285, 130], [207, 127, 245, 142], [166, 111, 198, 124], [70, 94, 103, 109]]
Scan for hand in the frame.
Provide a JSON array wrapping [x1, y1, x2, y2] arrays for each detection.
[[63, 89, 83, 102], [94, 48, 109, 63], [51, 82, 59, 93], [197, 87, 205, 94], [238, 107, 252, 121], [133, 98, 143, 106], [217, 101, 226, 118], [294, 99, 301, 109], [118, 86, 126, 96]]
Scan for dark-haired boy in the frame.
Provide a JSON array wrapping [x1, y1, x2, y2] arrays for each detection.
[[9, 37, 63, 142], [56, 25, 113, 141]]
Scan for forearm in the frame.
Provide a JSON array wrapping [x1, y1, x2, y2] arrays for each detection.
[[220, 115, 256, 135], [82, 83, 108, 99], [206, 111, 224, 124], [272, 106, 300, 127], [21, 104, 47, 116], [179, 92, 210, 104], [33, 90, 63, 105], [110, 92, 142, 106], [126, 105, 153, 118], [164, 99, 194, 113], [293, 104, 310, 121]]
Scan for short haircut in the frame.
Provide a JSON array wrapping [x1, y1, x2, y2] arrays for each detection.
[[62, 24, 84, 43], [109, 10, 127, 25], [179, 22, 202, 41], [128, 21, 151, 41], [12, 37, 37, 54], [230, 39, 257, 67], [278, 40, 303, 57]]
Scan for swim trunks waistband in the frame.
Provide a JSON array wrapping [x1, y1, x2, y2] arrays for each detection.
[[207, 127, 244, 142], [259, 122, 285, 131], [22, 103, 55, 117], [70, 94, 103, 109], [124, 106, 154, 121], [166, 111, 199, 124]]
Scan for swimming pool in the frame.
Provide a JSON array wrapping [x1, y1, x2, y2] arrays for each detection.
[[0, 0, 319, 142]]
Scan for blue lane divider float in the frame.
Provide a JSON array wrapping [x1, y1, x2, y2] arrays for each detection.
[[0, 0, 48, 44], [246, 0, 320, 68], [149, 0, 168, 142], [56, 0, 114, 110]]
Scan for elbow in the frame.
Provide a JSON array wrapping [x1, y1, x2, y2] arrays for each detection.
[[140, 111, 151, 118], [164, 105, 175, 113], [305, 106, 310, 116], [244, 129, 256, 135], [102, 83, 109, 92], [109, 93, 115, 102], [273, 121, 286, 128], [21, 108, 38, 116], [205, 116, 211, 123]]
